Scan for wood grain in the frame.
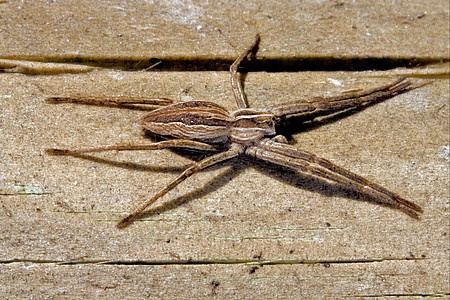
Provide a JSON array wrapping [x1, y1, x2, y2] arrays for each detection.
[[0, 0, 448, 298]]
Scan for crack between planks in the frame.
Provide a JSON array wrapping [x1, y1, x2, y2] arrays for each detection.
[[0, 257, 425, 266], [0, 56, 448, 74], [351, 292, 450, 298]]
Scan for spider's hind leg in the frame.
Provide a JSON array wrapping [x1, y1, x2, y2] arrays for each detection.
[[46, 139, 222, 155], [46, 96, 174, 107], [117, 143, 244, 228]]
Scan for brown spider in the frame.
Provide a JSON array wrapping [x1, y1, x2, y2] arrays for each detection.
[[47, 34, 424, 227]]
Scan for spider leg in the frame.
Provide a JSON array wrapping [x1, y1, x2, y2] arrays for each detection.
[[230, 34, 260, 109], [271, 135, 289, 144], [46, 139, 222, 155], [246, 139, 422, 218], [268, 76, 421, 118], [117, 143, 244, 227], [46, 96, 174, 106]]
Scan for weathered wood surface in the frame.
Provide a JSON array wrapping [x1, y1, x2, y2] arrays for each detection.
[[1, 0, 448, 61], [0, 0, 448, 298]]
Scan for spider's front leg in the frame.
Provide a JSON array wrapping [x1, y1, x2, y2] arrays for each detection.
[[267, 76, 420, 119], [246, 139, 423, 218]]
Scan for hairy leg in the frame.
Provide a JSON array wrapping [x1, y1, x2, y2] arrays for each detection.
[[46, 139, 222, 155], [229, 34, 260, 109], [247, 139, 422, 218], [117, 143, 243, 227]]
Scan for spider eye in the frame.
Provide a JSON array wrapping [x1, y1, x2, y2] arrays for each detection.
[[260, 118, 274, 128]]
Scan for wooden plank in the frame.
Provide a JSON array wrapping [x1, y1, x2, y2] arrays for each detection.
[[1, 69, 448, 298], [0, 0, 448, 298], [1, 260, 447, 298], [0, 0, 448, 59]]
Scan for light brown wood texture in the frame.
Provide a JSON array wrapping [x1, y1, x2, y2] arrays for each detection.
[[1, 0, 448, 59], [1, 0, 449, 299]]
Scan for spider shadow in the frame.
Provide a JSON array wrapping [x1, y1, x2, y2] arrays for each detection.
[[136, 157, 247, 220], [133, 153, 413, 223], [246, 156, 416, 218], [61, 145, 414, 223], [57, 132, 225, 174], [274, 81, 421, 138], [60, 152, 188, 174], [55, 149, 246, 219], [276, 103, 384, 140]]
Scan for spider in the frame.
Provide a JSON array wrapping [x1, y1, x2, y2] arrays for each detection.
[[47, 34, 424, 228]]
